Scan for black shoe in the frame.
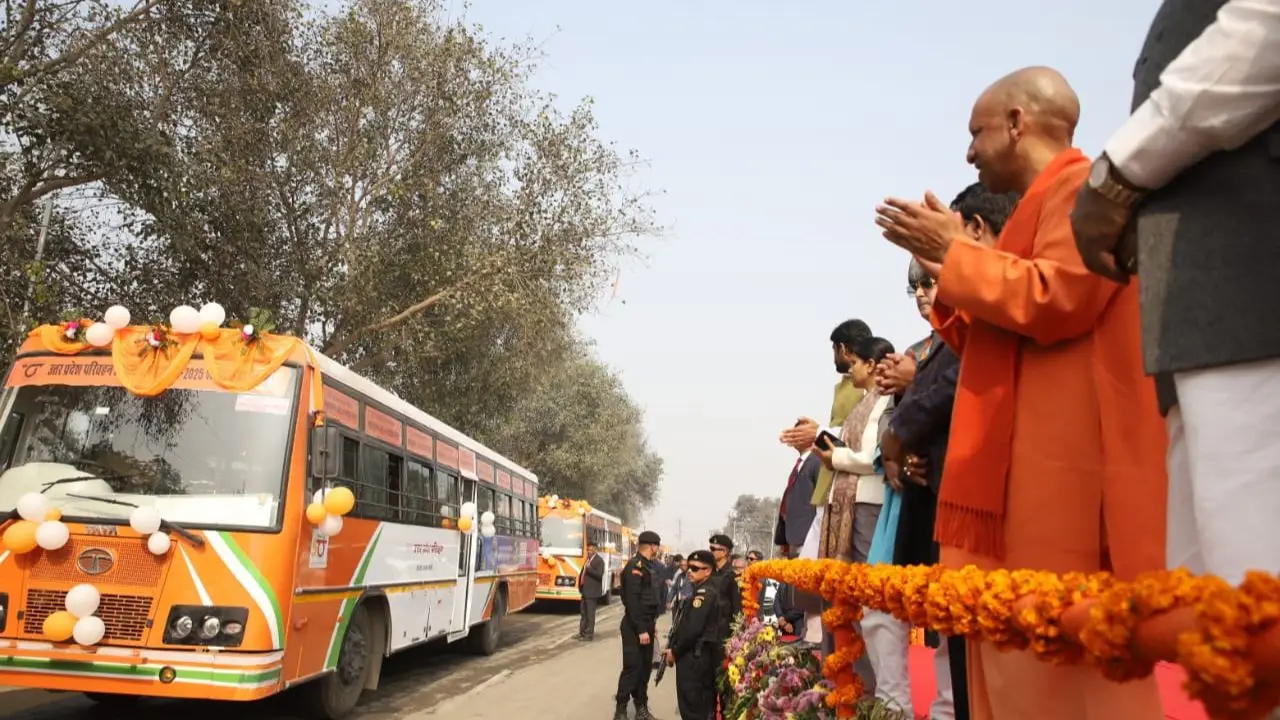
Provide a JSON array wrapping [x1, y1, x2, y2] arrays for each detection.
[[635, 704, 658, 720], [612, 701, 629, 720]]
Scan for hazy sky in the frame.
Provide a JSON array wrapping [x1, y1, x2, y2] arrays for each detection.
[[446, 0, 1163, 551]]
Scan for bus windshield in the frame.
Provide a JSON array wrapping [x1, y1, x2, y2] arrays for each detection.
[[540, 515, 584, 556], [0, 370, 298, 529]]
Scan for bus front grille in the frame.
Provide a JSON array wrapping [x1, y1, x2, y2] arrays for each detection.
[[22, 588, 153, 643], [28, 538, 165, 587]]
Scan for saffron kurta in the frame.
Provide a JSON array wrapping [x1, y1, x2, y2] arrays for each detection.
[[932, 153, 1168, 720]]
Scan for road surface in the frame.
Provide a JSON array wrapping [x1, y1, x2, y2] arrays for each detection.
[[0, 602, 626, 719]]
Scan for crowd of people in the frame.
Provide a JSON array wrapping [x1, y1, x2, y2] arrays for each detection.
[[762, 1, 1280, 715], [602, 2, 1280, 717]]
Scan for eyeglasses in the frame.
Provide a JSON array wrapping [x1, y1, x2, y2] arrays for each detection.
[[906, 277, 936, 295], [688, 564, 711, 572]]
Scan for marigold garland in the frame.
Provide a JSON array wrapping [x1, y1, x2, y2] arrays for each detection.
[[743, 559, 1280, 720]]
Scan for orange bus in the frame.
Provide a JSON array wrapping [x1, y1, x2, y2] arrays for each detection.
[[535, 496, 625, 603], [0, 317, 540, 718]]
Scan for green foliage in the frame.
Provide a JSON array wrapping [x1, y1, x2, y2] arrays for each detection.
[[0, 0, 663, 514], [714, 494, 782, 554]]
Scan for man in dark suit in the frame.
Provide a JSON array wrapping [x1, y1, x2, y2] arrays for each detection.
[[576, 541, 605, 641], [774, 451, 820, 557], [878, 183, 1017, 720]]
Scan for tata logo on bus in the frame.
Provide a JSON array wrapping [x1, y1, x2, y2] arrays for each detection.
[[84, 525, 118, 536], [76, 548, 115, 576], [309, 529, 329, 569]]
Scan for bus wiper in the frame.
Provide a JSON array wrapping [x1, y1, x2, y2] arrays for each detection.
[[64, 493, 205, 548], [40, 475, 130, 493]]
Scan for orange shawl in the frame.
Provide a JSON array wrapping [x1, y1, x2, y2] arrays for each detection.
[[931, 148, 1089, 559]]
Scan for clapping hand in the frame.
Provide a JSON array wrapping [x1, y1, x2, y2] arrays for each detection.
[[875, 192, 969, 264], [875, 352, 918, 395]]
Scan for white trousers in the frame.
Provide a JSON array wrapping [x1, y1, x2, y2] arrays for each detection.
[[1166, 357, 1280, 586], [800, 506, 825, 643], [863, 611, 954, 719]]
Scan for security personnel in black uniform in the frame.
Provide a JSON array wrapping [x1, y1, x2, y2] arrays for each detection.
[[707, 534, 742, 716], [662, 550, 721, 720], [615, 530, 662, 720]]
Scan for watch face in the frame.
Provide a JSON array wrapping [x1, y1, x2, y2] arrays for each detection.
[[1089, 158, 1110, 188]]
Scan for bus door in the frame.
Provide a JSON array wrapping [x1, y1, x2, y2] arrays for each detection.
[[450, 476, 478, 639]]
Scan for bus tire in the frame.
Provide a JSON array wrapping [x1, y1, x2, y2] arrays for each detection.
[[466, 587, 506, 656], [301, 601, 374, 719]]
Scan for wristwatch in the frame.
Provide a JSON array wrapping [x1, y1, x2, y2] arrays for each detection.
[[1087, 154, 1146, 207]]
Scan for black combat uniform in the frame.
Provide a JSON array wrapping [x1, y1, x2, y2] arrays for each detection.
[[615, 553, 659, 716], [670, 582, 722, 720], [709, 564, 742, 716]]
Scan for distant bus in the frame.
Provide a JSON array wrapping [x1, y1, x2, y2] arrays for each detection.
[[0, 319, 540, 719], [536, 496, 625, 603]]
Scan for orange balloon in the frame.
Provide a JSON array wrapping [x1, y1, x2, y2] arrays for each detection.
[[457, 516, 473, 533], [305, 502, 327, 525], [42, 611, 76, 642], [322, 486, 355, 516], [199, 322, 221, 341], [2, 520, 38, 554], [44, 508, 62, 521]]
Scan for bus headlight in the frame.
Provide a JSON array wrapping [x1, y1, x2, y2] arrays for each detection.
[[163, 605, 248, 647], [198, 616, 221, 639]]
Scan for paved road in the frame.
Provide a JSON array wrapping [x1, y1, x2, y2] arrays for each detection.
[[0, 602, 620, 720], [414, 611, 679, 720]]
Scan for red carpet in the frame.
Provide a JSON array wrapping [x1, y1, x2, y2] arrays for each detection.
[[906, 645, 1208, 719]]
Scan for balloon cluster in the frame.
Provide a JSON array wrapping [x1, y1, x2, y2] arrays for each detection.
[[43, 583, 106, 645], [457, 502, 496, 538], [82, 303, 228, 348], [306, 486, 355, 537], [2, 493, 68, 554], [129, 506, 171, 555]]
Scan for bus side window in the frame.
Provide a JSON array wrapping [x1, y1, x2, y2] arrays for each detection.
[[406, 460, 433, 525]]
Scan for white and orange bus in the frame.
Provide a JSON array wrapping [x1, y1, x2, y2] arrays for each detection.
[[535, 496, 626, 604], [0, 317, 540, 718]]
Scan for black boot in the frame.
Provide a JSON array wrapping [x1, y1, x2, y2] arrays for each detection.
[[635, 703, 658, 720], [612, 700, 629, 720]]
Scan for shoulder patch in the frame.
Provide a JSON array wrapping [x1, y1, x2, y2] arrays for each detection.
[[692, 596, 704, 609]]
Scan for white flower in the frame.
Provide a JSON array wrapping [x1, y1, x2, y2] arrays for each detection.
[[242, 324, 255, 337]]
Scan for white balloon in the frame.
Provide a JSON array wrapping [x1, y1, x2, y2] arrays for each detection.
[[35, 520, 69, 551], [312, 489, 325, 505], [320, 514, 343, 537], [147, 531, 171, 555], [16, 493, 47, 523], [169, 305, 202, 335], [104, 305, 131, 329], [72, 616, 106, 646], [129, 506, 162, 535], [480, 524, 496, 538], [480, 511, 495, 525], [549, 495, 559, 504], [197, 302, 226, 327], [85, 323, 115, 348], [459, 501, 477, 518], [65, 584, 101, 618]]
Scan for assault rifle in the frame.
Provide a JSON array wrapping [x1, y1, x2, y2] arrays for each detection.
[[653, 598, 687, 686]]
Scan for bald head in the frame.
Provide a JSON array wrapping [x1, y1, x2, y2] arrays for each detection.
[[966, 66, 1080, 193], [980, 66, 1080, 142]]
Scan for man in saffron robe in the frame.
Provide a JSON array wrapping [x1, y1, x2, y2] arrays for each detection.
[[874, 67, 1168, 720]]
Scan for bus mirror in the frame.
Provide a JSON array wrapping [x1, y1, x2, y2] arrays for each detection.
[[310, 425, 343, 479]]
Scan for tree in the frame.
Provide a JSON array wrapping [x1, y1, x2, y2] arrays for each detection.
[[714, 494, 781, 555], [489, 340, 662, 523], [0, 0, 665, 515]]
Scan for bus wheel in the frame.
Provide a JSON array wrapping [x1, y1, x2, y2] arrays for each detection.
[[467, 588, 506, 656], [302, 602, 374, 719], [84, 692, 142, 708]]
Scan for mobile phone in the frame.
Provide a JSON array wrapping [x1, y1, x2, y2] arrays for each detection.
[[815, 430, 845, 451]]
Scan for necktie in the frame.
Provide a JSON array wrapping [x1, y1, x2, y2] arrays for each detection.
[[779, 456, 803, 517]]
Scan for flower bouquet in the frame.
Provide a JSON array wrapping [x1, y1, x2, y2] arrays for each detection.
[[720, 616, 835, 720]]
